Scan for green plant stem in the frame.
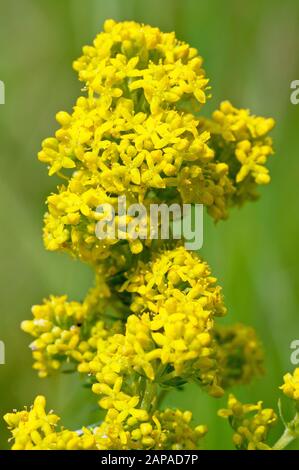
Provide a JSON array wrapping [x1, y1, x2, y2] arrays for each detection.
[[273, 413, 299, 450], [140, 380, 158, 413]]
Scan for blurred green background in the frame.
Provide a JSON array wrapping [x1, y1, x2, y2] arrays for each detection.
[[0, 0, 299, 450]]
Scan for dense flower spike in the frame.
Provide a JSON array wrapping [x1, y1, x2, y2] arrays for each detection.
[[38, 20, 275, 264], [5, 20, 280, 451]]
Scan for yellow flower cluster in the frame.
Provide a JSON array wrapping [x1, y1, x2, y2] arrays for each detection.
[[21, 246, 264, 425], [21, 295, 89, 377], [214, 323, 264, 389], [154, 408, 208, 450], [4, 396, 207, 450], [80, 315, 158, 408], [280, 368, 299, 402], [121, 246, 226, 395], [40, 98, 215, 259], [218, 394, 277, 450], [73, 19, 209, 114], [4, 396, 95, 450], [7, 20, 277, 451], [219, 370, 299, 450], [201, 100, 275, 205], [64, 247, 226, 420], [20, 275, 124, 377], [37, 20, 275, 265]]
